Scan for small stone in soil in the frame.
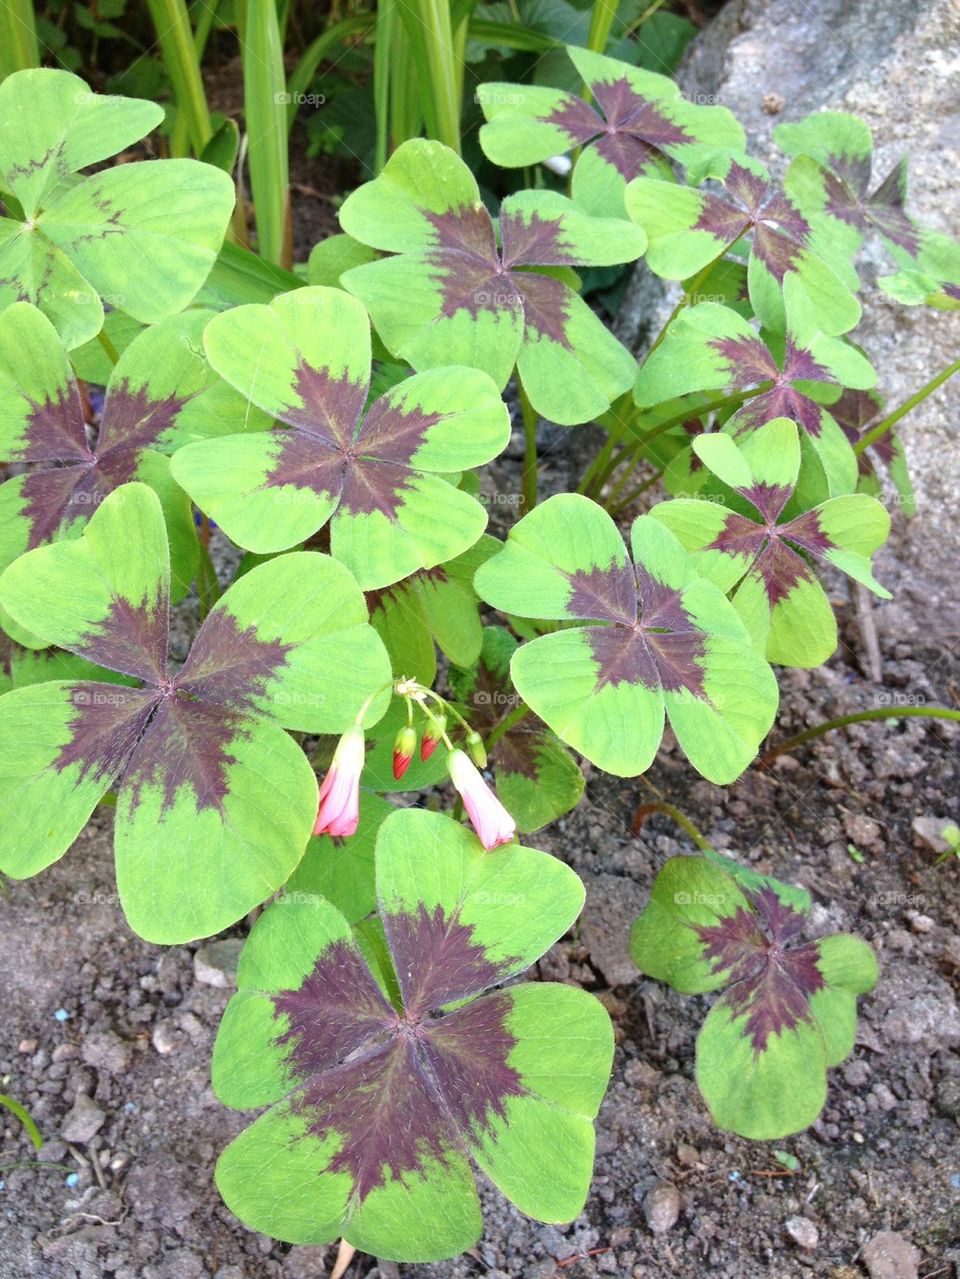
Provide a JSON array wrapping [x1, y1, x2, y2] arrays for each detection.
[[784, 1216, 819, 1249], [643, 1182, 681, 1234], [61, 1094, 106, 1144], [193, 938, 244, 988], [861, 1230, 919, 1279]]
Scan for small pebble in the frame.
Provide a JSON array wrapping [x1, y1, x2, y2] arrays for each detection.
[[53, 1008, 71, 1022], [908, 913, 934, 934], [18, 1038, 37, 1053], [861, 1230, 919, 1279], [785, 1216, 819, 1249], [61, 1094, 106, 1144], [151, 1020, 180, 1056], [643, 1182, 680, 1234], [65, 1173, 79, 1188]]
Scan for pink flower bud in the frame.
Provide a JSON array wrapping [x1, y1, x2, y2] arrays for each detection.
[[313, 728, 365, 838], [447, 748, 516, 851], [421, 714, 446, 760], [393, 725, 417, 780]]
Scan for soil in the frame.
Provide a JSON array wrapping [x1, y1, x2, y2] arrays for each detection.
[[2, 404, 959, 1279]]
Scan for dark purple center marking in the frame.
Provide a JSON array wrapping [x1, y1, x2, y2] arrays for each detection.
[[256, 360, 447, 520], [566, 559, 707, 697], [711, 333, 834, 439], [695, 886, 825, 1054], [823, 154, 921, 256], [545, 76, 693, 180], [273, 922, 525, 1201], [694, 163, 812, 282], [707, 497, 835, 607], [51, 590, 298, 815], [422, 203, 581, 349]]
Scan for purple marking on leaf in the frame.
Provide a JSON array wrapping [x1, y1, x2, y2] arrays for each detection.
[[695, 886, 825, 1054], [19, 382, 90, 465], [568, 561, 707, 697], [52, 682, 158, 786], [779, 508, 835, 558], [385, 902, 514, 1014], [567, 561, 637, 624], [282, 365, 368, 446], [865, 162, 921, 255], [500, 209, 575, 270], [692, 192, 752, 245], [121, 695, 243, 813], [547, 78, 693, 181], [707, 510, 818, 607], [543, 95, 606, 148], [780, 339, 831, 384], [275, 938, 397, 1067], [72, 594, 169, 686], [96, 383, 191, 456], [176, 607, 294, 712], [256, 362, 445, 520], [272, 936, 524, 1202], [512, 271, 573, 349], [697, 165, 811, 282], [739, 482, 792, 523], [636, 570, 707, 696], [710, 335, 778, 390]]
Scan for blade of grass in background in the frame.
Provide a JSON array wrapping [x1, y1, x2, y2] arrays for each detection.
[[396, 0, 463, 154], [0, 0, 40, 77], [240, 0, 292, 268], [146, 0, 213, 156], [375, 0, 423, 169]]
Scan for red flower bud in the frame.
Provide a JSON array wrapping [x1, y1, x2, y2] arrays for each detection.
[[393, 725, 417, 780]]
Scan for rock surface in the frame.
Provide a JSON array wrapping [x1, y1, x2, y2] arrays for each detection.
[[627, 0, 960, 639]]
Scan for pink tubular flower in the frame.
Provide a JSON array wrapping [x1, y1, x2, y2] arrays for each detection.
[[448, 749, 517, 851], [313, 728, 365, 837]]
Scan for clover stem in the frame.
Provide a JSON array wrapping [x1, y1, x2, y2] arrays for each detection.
[[585, 0, 618, 55], [485, 703, 531, 751], [631, 800, 713, 852], [195, 526, 221, 620], [591, 382, 772, 497], [759, 705, 960, 767], [576, 400, 631, 497], [518, 377, 539, 513], [606, 466, 664, 516], [95, 327, 120, 366], [855, 356, 960, 456]]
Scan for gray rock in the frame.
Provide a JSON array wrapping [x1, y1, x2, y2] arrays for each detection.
[[911, 815, 954, 854], [643, 1182, 681, 1234], [861, 1230, 919, 1279], [671, 0, 960, 639], [61, 1094, 105, 1144], [785, 1215, 819, 1250], [193, 938, 244, 988]]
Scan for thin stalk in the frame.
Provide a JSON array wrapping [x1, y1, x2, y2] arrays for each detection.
[[855, 356, 960, 455], [193, 0, 222, 62], [146, 0, 213, 156], [621, 0, 667, 37], [760, 705, 960, 767], [195, 520, 221, 619], [591, 383, 772, 496], [465, 18, 554, 51], [96, 327, 120, 366], [585, 0, 618, 56], [0, 0, 40, 74], [485, 703, 531, 751], [607, 467, 664, 515], [518, 379, 539, 513], [638, 255, 728, 370], [576, 402, 631, 497], [241, 0, 291, 268], [631, 801, 713, 851]]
